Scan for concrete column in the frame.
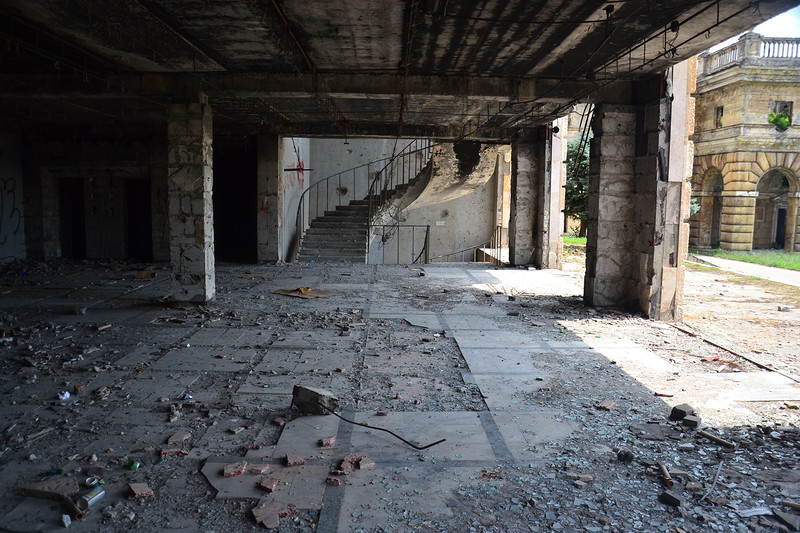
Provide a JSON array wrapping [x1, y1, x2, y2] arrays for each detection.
[[719, 190, 757, 250], [510, 128, 560, 267], [586, 68, 691, 321], [167, 98, 215, 302], [256, 135, 280, 262], [584, 105, 636, 307]]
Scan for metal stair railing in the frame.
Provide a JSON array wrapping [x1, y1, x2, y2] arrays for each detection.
[[292, 139, 433, 261]]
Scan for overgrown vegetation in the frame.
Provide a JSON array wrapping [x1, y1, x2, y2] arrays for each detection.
[[768, 109, 791, 132], [693, 249, 800, 271], [563, 235, 587, 245], [564, 138, 590, 237]]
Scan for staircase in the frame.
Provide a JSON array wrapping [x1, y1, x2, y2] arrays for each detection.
[[296, 201, 369, 262], [293, 140, 432, 263]]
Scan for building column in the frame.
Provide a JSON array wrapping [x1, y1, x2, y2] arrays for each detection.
[[587, 70, 689, 320], [719, 190, 757, 250], [789, 193, 800, 252], [167, 97, 215, 302], [257, 135, 280, 262], [509, 127, 560, 268], [584, 105, 636, 308]]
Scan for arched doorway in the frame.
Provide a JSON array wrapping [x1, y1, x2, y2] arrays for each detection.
[[693, 168, 723, 248], [753, 169, 794, 249]]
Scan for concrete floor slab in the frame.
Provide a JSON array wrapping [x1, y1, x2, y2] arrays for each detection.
[[273, 415, 340, 459], [149, 346, 257, 372], [467, 373, 548, 412], [452, 329, 544, 349], [700, 371, 800, 401], [335, 465, 479, 531], [459, 347, 541, 373], [349, 411, 496, 462]]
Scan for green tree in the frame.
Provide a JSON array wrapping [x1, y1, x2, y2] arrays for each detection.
[[564, 138, 590, 237]]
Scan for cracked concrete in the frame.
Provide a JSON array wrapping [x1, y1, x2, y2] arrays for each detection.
[[0, 260, 798, 532]]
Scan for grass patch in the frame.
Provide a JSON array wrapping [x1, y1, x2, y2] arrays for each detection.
[[562, 235, 587, 245], [692, 249, 800, 271]]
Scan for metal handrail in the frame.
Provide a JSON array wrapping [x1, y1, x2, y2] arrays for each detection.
[[368, 224, 430, 265], [292, 139, 432, 262], [429, 225, 506, 265]]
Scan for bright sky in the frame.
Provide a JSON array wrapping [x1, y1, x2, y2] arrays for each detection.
[[708, 6, 800, 51]]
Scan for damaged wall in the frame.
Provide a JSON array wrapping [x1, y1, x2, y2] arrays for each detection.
[[369, 142, 500, 263], [278, 137, 310, 262], [0, 134, 26, 262]]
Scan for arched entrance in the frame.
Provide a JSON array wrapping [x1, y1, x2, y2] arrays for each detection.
[[753, 169, 795, 249], [692, 168, 724, 248]]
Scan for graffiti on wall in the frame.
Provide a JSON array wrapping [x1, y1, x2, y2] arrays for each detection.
[[0, 178, 22, 246]]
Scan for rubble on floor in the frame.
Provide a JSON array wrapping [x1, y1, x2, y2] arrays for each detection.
[[0, 260, 797, 532]]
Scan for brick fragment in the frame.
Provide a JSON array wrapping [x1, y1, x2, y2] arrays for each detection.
[[325, 476, 342, 486], [243, 443, 262, 450], [319, 436, 336, 447], [292, 385, 339, 415], [659, 491, 683, 507], [166, 431, 191, 445], [223, 461, 248, 478], [258, 476, 281, 492], [160, 448, 188, 457], [285, 454, 306, 467], [375, 411, 389, 416], [357, 457, 376, 470], [249, 464, 270, 475], [596, 400, 616, 411], [129, 482, 154, 499], [252, 501, 290, 529], [681, 415, 702, 429], [272, 417, 286, 427], [669, 404, 694, 421]]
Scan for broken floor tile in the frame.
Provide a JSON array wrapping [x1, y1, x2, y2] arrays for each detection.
[[258, 476, 281, 493], [166, 430, 191, 444], [224, 461, 248, 478], [284, 454, 306, 467]]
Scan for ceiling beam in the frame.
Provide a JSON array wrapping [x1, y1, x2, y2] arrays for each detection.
[[0, 72, 612, 103]]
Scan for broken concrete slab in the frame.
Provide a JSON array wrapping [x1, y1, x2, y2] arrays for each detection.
[[291, 385, 339, 415]]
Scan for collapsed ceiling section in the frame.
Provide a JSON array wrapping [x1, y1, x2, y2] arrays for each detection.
[[0, 0, 796, 140]]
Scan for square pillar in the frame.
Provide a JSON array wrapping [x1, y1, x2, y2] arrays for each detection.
[[167, 98, 215, 302], [584, 105, 636, 308], [509, 137, 541, 266], [256, 135, 280, 262], [587, 69, 690, 320]]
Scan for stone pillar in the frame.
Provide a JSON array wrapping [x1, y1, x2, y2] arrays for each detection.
[[719, 190, 757, 250], [509, 137, 540, 266], [167, 98, 215, 302], [584, 105, 636, 307], [257, 135, 280, 262], [789, 193, 800, 252], [587, 69, 690, 321]]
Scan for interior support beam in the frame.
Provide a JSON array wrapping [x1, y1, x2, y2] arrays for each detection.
[[167, 97, 216, 303]]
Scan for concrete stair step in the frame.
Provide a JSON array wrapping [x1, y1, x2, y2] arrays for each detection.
[[297, 255, 365, 262], [300, 247, 365, 256], [301, 241, 365, 250], [310, 221, 367, 229]]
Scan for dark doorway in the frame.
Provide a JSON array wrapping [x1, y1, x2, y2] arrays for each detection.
[[213, 137, 257, 263], [776, 208, 787, 249], [58, 178, 86, 259], [126, 180, 153, 260]]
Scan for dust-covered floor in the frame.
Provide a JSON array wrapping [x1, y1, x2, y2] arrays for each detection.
[[0, 257, 798, 533]]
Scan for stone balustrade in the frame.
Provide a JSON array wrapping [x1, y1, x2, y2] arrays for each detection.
[[698, 33, 800, 76]]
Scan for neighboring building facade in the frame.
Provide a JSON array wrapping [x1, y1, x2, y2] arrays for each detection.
[[690, 32, 800, 251]]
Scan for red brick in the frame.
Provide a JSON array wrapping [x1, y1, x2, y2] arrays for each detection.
[[160, 448, 188, 457], [129, 482, 154, 498], [223, 461, 247, 478], [325, 476, 342, 486], [285, 454, 305, 467], [357, 457, 376, 470], [249, 464, 270, 475], [319, 436, 336, 447], [258, 476, 281, 492]]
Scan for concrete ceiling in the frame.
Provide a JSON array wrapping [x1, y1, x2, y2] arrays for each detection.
[[0, 0, 797, 141]]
